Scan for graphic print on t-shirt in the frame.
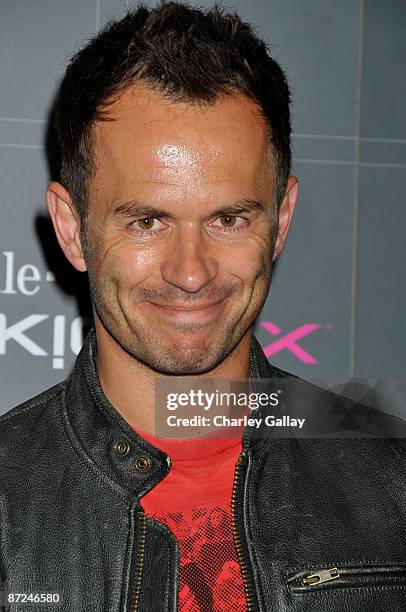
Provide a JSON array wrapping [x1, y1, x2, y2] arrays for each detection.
[[146, 505, 246, 611], [132, 425, 247, 611]]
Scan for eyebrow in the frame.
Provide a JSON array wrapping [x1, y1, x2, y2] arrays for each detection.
[[112, 198, 264, 219]]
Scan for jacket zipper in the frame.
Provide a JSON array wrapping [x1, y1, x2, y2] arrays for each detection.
[[129, 509, 147, 612], [301, 567, 340, 586], [288, 564, 406, 593], [231, 453, 257, 611]]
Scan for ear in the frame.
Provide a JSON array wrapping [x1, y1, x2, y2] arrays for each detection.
[[46, 181, 87, 272], [272, 176, 299, 262]]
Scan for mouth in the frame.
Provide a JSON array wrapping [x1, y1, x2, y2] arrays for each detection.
[[146, 299, 226, 322]]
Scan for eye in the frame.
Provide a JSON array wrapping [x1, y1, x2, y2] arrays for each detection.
[[211, 215, 249, 232], [130, 217, 165, 234]]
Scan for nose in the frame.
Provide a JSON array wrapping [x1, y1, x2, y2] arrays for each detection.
[[160, 227, 218, 293]]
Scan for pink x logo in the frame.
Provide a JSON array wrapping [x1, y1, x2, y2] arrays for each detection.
[[260, 322, 321, 364]]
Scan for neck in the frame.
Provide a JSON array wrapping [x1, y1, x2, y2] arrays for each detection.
[[95, 317, 252, 434]]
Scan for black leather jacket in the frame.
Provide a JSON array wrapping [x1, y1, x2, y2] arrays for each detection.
[[1, 328, 406, 611]]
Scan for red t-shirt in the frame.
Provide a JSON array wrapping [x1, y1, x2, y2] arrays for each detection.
[[132, 426, 247, 611]]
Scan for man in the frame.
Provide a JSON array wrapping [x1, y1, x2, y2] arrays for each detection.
[[1, 2, 406, 611]]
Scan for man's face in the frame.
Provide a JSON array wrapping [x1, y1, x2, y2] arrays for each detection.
[[83, 84, 281, 374]]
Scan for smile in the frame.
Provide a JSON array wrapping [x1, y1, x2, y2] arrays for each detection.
[[146, 299, 226, 321]]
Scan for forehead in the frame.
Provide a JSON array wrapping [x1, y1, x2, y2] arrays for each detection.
[[92, 83, 273, 199]]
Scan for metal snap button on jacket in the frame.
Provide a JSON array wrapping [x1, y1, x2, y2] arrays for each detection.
[[114, 439, 130, 457], [134, 454, 152, 472]]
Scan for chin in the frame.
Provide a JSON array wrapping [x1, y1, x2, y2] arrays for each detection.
[[151, 347, 222, 375], [114, 315, 243, 374], [131, 338, 228, 375], [151, 362, 215, 376]]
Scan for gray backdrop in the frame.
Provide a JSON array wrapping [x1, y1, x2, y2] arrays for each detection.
[[1, 0, 405, 414]]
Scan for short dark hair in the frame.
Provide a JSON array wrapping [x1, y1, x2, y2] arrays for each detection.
[[54, 1, 291, 223]]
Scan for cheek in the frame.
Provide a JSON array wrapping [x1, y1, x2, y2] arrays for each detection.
[[222, 233, 272, 283], [91, 238, 163, 291]]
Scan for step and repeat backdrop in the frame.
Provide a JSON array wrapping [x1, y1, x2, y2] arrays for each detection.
[[1, 0, 405, 414]]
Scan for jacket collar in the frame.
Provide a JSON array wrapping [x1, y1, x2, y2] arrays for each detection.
[[64, 327, 282, 499]]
